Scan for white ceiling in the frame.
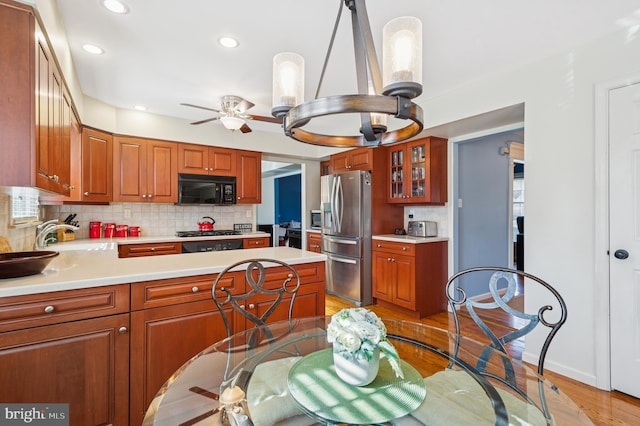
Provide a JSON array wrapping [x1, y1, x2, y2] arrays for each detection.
[[53, 0, 640, 137]]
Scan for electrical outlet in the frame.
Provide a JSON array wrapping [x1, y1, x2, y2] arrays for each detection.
[[124, 208, 131, 219]]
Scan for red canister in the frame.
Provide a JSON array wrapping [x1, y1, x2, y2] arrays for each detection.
[[128, 226, 141, 237], [116, 224, 128, 238], [89, 221, 102, 239], [104, 223, 116, 238]]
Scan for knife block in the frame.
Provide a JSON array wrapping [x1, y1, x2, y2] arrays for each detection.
[[57, 228, 76, 242]]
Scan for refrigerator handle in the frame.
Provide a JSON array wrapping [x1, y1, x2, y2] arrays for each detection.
[[325, 237, 357, 245], [334, 175, 343, 232], [330, 256, 358, 265]]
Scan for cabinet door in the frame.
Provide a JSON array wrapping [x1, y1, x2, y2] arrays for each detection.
[[113, 136, 146, 202], [178, 143, 208, 175], [330, 151, 351, 172], [388, 145, 406, 202], [59, 90, 73, 195], [348, 147, 373, 170], [35, 36, 52, 192], [243, 237, 269, 248], [393, 254, 416, 310], [0, 313, 130, 426], [146, 140, 178, 203], [82, 128, 113, 202], [307, 233, 322, 253], [236, 149, 261, 204], [209, 147, 237, 176], [372, 250, 394, 302], [130, 300, 231, 426]]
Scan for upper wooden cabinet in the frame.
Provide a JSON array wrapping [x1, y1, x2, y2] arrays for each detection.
[[387, 136, 448, 205], [330, 147, 375, 172], [236, 149, 262, 204], [178, 143, 237, 176], [0, 2, 75, 195], [79, 128, 113, 203], [320, 160, 331, 176], [113, 136, 178, 203]]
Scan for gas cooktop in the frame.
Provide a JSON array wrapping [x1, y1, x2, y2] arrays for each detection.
[[175, 230, 241, 238]]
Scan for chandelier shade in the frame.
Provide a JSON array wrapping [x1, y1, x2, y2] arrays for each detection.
[[271, 0, 424, 148]]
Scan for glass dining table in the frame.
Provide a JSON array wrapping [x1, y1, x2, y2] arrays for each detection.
[[142, 316, 593, 426]]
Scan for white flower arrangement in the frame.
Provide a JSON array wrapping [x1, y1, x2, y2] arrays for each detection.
[[327, 308, 404, 378]]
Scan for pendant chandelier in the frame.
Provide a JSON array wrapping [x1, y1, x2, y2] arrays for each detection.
[[271, 0, 424, 148]]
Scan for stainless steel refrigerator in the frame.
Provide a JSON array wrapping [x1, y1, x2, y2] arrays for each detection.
[[321, 170, 372, 305]]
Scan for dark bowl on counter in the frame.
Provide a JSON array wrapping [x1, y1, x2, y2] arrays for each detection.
[[0, 250, 60, 279]]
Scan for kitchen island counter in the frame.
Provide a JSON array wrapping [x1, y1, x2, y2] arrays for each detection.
[[0, 246, 326, 298]]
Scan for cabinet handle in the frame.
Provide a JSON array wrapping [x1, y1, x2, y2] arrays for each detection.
[[249, 303, 255, 309], [49, 175, 59, 183], [391, 258, 396, 262], [84, 191, 89, 196], [402, 247, 407, 251], [150, 247, 156, 251], [142, 194, 147, 198], [148, 194, 153, 198], [192, 286, 199, 293], [387, 257, 392, 261], [204, 167, 209, 171], [118, 326, 128, 334], [255, 241, 260, 245], [44, 305, 55, 314], [240, 304, 245, 309], [377, 244, 382, 247]]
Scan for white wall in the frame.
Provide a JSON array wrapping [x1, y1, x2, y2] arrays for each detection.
[[425, 28, 640, 386]]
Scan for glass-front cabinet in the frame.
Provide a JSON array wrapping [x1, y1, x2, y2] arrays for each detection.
[[387, 137, 448, 205]]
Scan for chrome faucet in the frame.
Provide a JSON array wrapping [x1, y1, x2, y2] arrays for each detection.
[[34, 219, 79, 250]]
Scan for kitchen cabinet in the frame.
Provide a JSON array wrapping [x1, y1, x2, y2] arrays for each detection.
[[129, 261, 324, 425], [0, 2, 75, 195], [243, 236, 270, 248], [118, 241, 182, 258], [178, 143, 237, 176], [113, 136, 178, 203], [330, 146, 376, 172], [0, 284, 130, 426], [320, 160, 331, 176], [236, 149, 262, 204], [307, 231, 322, 253], [388, 136, 448, 205], [80, 127, 113, 202], [372, 239, 447, 318]]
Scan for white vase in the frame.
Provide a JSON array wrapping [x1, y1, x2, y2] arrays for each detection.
[[333, 345, 380, 386]]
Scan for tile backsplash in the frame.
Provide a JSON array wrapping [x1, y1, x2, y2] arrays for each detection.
[[43, 203, 255, 239]]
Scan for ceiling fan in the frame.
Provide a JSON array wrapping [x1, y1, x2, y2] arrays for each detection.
[[181, 95, 282, 133]]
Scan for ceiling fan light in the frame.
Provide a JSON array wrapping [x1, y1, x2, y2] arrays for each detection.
[[272, 52, 304, 118], [220, 116, 245, 131], [382, 16, 423, 98]]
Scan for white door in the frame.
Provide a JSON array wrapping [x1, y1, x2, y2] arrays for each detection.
[[610, 81, 640, 397]]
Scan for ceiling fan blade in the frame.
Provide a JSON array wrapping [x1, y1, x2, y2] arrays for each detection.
[[248, 114, 283, 124], [190, 117, 220, 125], [239, 123, 252, 133], [180, 103, 221, 113], [235, 98, 255, 113]]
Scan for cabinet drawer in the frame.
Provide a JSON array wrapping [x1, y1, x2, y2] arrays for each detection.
[[131, 271, 243, 310], [253, 261, 326, 289], [373, 240, 416, 256], [118, 242, 182, 258], [243, 237, 269, 249], [0, 284, 130, 332]]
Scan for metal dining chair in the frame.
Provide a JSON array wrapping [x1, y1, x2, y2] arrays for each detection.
[[444, 266, 568, 425], [211, 258, 301, 339]]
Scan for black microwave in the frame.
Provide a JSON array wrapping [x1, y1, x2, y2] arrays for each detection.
[[177, 173, 236, 205]]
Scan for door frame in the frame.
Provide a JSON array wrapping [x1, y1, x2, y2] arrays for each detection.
[[594, 72, 640, 390]]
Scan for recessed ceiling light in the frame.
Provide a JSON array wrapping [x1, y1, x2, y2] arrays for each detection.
[[82, 44, 104, 55], [134, 105, 147, 111], [102, 0, 129, 14], [218, 36, 239, 48]]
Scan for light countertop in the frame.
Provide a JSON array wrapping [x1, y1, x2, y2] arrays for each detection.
[[373, 235, 449, 244], [0, 246, 326, 298]]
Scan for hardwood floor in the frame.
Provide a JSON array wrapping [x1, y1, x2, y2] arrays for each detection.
[[325, 294, 640, 426]]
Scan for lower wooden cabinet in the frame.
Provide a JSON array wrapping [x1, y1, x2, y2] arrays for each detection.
[[372, 240, 447, 318], [307, 232, 322, 253], [0, 260, 325, 426], [242, 236, 270, 248], [117, 241, 182, 258], [0, 313, 130, 426]]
